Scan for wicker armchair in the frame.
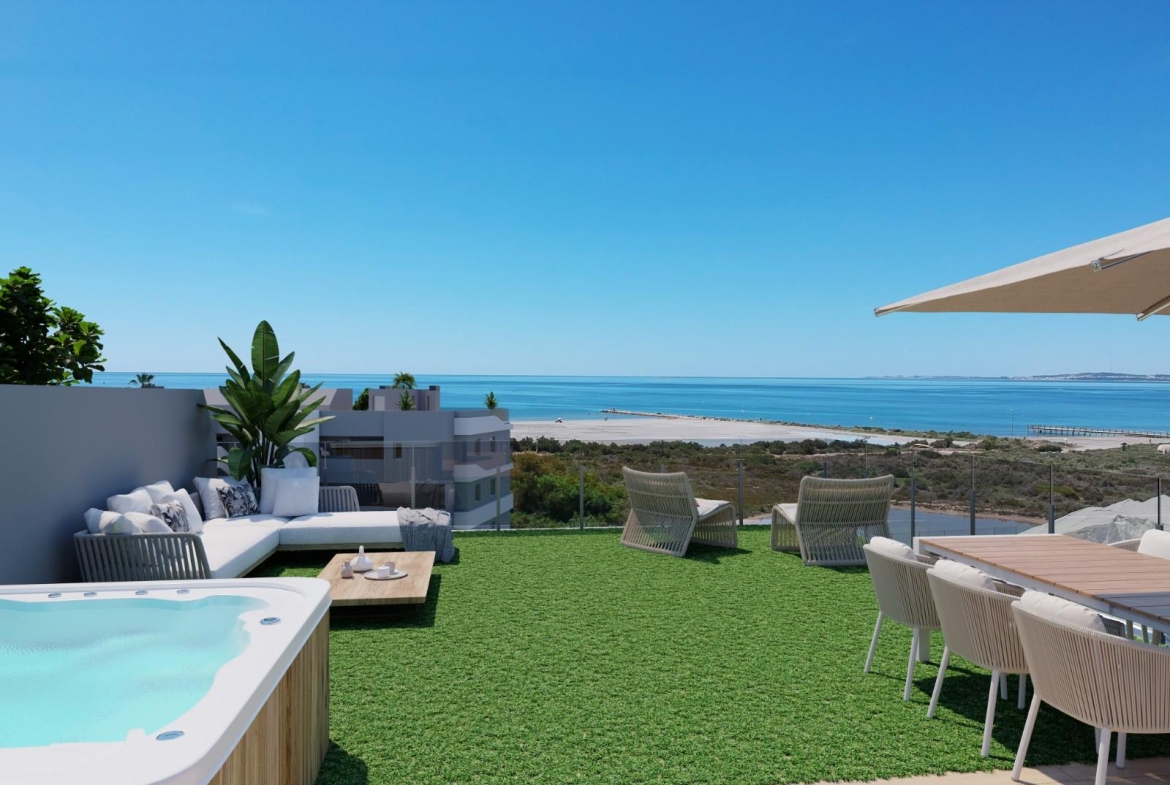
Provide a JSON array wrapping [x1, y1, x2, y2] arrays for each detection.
[[772, 475, 895, 566], [620, 467, 737, 558], [862, 541, 939, 700], [926, 566, 1029, 757], [1011, 601, 1170, 785], [74, 484, 361, 582]]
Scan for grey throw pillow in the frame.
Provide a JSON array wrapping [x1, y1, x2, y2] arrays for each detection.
[[217, 484, 259, 518], [149, 500, 190, 533]]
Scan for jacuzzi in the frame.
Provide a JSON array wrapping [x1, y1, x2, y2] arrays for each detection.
[[0, 578, 331, 785]]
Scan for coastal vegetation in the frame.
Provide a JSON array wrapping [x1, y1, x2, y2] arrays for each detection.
[[509, 436, 1170, 528]]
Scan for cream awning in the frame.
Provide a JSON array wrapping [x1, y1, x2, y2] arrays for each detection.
[[876, 217, 1170, 319]]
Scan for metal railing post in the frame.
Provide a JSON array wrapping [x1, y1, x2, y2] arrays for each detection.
[[1053, 463, 1062, 538], [495, 466, 501, 530], [579, 465, 585, 530], [863, 440, 868, 477], [969, 453, 976, 536], [410, 446, 417, 510], [909, 453, 917, 543], [1159, 477, 1164, 531], [822, 461, 828, 478], [737, 458, 744, 527]]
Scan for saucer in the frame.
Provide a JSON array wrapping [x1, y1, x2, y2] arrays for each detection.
[[363, 570, 408, 581]]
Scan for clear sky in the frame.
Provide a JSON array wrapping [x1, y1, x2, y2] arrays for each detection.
[[2, 1, 1169, 378]]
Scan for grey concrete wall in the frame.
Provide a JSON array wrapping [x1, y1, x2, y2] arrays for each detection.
[[0, 386, 216, 585]]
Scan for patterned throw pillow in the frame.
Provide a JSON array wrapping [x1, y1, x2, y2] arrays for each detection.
[[217, 484, 260, 518], [149, 500, 190, 533]]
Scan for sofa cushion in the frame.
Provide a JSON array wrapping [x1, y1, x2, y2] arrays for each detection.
[[200, 524, 281, 579], [260, 467, 318, 514], [201, 514, 289, 531], [273, 476, 320, 517], [279, 511, 402, 548], [157, 489, 203, 533], [108, 488, 154, 515], [193, 476, 249, 521], [142, 481, 176, 502]]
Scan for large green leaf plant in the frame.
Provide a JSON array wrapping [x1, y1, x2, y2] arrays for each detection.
[[202, 321, 334, 488]]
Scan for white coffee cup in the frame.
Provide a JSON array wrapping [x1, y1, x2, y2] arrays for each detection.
[[377, 563, 392, 578]]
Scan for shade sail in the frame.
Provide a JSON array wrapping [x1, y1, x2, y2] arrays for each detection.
[[875, 217, 1170, 319]]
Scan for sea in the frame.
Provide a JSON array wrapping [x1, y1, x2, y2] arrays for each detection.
[[91, 373, 1170, 437]]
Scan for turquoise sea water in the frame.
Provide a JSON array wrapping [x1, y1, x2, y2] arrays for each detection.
[[93, 372, 1170, 436], [0, 595, 264, 748]]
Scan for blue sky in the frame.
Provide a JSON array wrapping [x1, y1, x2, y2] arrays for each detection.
[[2, 1, 1169, 378]]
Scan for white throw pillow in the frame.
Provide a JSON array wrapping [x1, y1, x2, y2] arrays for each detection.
[[157, 489, 203, 534], [272, 476, 320, 518], [931, 558, 997, 591], [123, 511, 172, 534], [107, 488, 154, 515], [260, 467, 318, 514], [84, 508, 123, 535], [867, 536, 916, 561], [193, 476, 248, 520], [283, 451, 311, 469], [102, 514, 141, 535], [1139, 529, 1170, 560], [141, 481, 176, 503], [1018, 590, 1107, 633]]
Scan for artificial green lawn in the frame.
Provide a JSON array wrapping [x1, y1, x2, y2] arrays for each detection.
[[254, 528, 1170, 784]]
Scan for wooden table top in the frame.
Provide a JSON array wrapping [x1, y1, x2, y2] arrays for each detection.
[[918, 534, 1170, 627], [318, 551, 435, 606]]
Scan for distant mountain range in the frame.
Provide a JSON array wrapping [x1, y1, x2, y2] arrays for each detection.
[[869, 373, 1170, 382]]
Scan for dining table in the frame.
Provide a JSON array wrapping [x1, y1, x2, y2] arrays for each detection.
[[915, 533, 1170, 634]]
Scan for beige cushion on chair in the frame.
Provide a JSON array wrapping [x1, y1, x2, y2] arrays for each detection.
[[867, 535, 915, 561], [1138, 529, 1170, 560], [931, 558, 997, 591], [1019, 590, 1107, 633]]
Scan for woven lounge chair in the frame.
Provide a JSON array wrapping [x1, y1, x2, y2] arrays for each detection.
[[772, 475, 895, 566], [1011, 599, 1170, 785], [620, 467, 737, 558]]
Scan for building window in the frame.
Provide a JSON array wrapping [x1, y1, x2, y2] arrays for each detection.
[[489, 478, 496, 495], [474, 483, 481, 502], [490, 436, 497, 453], [475, 439, 482, 456], [394, 444, 403, 460]]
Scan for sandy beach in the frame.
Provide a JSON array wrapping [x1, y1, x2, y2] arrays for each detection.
[[512, 415, 1154, 451], [512, 416, 918, 446]]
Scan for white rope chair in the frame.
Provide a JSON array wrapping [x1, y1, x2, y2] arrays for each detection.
[[1011, 601, 1170, 785], [620, 467, 738, 558], [926, 567, 1029, 757], [772, 475, 895, 566], [862, 542, 939, 700], [1110, 532, 1167, 643]]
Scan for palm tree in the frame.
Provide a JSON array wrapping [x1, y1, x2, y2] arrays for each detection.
[[484, 391, 498, 410], [129, 373, 156, 388], [398, 390, 416, 411], [392, 372, 415, 389]]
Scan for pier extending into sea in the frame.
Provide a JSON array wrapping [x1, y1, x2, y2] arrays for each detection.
[[1028, 424, 1170, 440]]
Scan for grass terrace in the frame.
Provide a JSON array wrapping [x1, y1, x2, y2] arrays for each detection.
[[255, 527, 1170, 785]]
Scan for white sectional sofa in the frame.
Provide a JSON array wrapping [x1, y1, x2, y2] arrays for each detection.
[[75, 484, 403, 581]]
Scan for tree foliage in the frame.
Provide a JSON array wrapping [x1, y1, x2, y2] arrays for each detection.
[[0, 266, 105, 385]]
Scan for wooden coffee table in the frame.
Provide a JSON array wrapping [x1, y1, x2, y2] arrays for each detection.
[[318, 551, 436, 607]]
